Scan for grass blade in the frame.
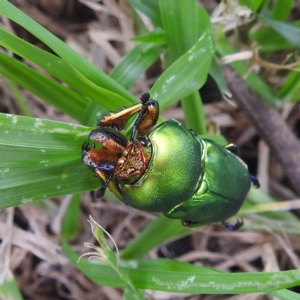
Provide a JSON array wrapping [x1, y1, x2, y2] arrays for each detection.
[[0, 113, 98, 208], [0, 1, 136, 104]]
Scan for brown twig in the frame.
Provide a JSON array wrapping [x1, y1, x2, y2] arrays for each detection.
[[223, 65, 300, 195]]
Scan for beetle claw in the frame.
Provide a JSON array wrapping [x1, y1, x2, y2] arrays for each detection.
[[94, 187, 106, 199], [222, 219, 243, 231], [251, 175, 260, 188], [82, 141, 90, 152]]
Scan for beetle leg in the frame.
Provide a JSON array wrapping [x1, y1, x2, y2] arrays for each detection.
[[83, 128, 128, 169], [130, 92, 159, 140], [98, 93, 153, 130], [82, 128, 129, 198], [94, 170, 114, 198], [251, 175, 260, 188], [98, 104, 142, 130], [93, 168, 123, 200], [88, 127, 128, 151], [82, 143, 118, 171], [82, 145, 119, 196], [98, 92, 159, 139], [222, 219, 243, 231]]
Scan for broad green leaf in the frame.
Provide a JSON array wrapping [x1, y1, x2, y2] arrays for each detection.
[[150, 25, 214, 109], [155, 1, 212, 133], [64, 241, 300, 294], [0, 113, 98, 208]]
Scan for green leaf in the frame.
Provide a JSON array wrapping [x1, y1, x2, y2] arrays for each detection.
[[239, 0, 265, 12], [260, 14, 300, 48], [159, 0, 200, 61], [121, 215, 189, 259], [250, 25, 293, 52], [61, 194, 81, 239], [0, 273, 24, 300], [154, 2, 212, 133], [86, 216, 144, 299], [0, 1, 136, 104], [110, 42, 165, 89], [209, 58, 231, 99], [278, 70, 300, 102], [127, 0, 162, 27], [270, 0, 294, 21], [131, 28, 166, 43], [64, 241, 300, 294], [269, 289, 300, 300], [150, 25, 214, 109], [0, 53, 87, 123], [6, 79, 32, 117], [0, 113, 98, 208], [0, 27, 132, 117]]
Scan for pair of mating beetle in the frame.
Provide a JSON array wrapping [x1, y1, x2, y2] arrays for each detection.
[[82, 92, 259, 230]]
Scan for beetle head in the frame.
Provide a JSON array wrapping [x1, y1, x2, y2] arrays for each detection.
[[115, 142, 151, 183]]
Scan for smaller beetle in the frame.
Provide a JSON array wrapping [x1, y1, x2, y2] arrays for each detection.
[[82, 92, 259, 230]]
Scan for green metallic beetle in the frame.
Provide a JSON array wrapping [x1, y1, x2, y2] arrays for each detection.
[[82, 92, 259, 230]]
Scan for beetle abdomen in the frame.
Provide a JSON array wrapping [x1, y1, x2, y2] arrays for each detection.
[[164, 139, 252, 224]]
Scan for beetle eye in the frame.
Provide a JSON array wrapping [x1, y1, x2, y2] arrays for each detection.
[[138, 137, 150, 147]]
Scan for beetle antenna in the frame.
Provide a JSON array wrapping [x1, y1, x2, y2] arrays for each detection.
[[140, 92, 150, 103]]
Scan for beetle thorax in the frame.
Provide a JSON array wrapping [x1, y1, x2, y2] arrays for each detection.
[[115, 142, 151, 182]]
